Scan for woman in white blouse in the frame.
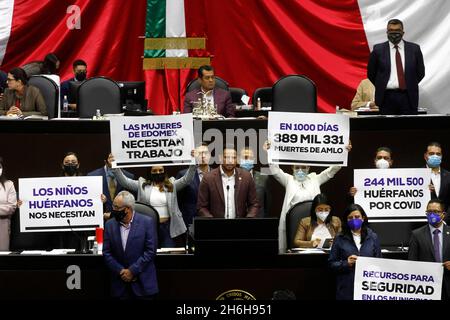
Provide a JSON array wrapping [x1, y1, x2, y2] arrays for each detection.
[[0, 157, 17, 251]]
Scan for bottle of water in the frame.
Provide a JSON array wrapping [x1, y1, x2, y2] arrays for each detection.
[[63, 95, 68, 112], [95, 109, 101, 119], [92, 241, 98, 254], [256, 97, 262, 110]]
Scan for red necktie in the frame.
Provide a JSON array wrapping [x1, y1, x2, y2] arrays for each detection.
[[395, 45, 406, 90]]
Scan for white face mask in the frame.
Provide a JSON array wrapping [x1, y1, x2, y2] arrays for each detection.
[[375, 159, 390, 169], [316, 211, 329, 222]]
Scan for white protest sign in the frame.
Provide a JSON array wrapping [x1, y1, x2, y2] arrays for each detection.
[[19, 176, 103, 232], [110, 114, 195, 168], [267, 112, 349, 166], [354, 257, 443, 300], [354, 168, 430, 221]]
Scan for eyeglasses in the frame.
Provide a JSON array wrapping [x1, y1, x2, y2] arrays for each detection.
[[6, 78, 15, 82]]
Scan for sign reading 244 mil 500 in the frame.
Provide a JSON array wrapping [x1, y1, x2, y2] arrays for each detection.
[[268, 112, 350, 166]]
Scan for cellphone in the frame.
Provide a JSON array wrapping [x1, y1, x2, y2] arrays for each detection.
[[322, 238, 333, 249]]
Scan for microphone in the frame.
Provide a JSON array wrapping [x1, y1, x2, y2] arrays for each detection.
[[67, 219, 91, 254]]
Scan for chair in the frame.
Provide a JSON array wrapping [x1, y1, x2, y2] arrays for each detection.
[[185, 76, 229, 93], [285, 200, 313, 249], [272, 75, 317, 112], [229, 87, 247, 105], [77, 77, 122, 118], [28, 75, 59, 119], [252, 87, 272, 109], [134, 202, 160, 249], [0, 70, 7, 90]]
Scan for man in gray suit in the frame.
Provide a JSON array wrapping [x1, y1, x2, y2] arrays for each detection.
[[408, 199, 450, 300], [239, 147, 270, 217]]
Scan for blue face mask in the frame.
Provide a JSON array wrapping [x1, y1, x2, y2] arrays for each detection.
[[294, 170, 308, 182], [240, 159, 254, 171], [427, 155, 442, 168], [427, 212, 442, 226], [347, 218, 363, 231]]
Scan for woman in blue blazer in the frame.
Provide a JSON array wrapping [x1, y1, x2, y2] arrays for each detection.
[[328, 204, 381, 300]]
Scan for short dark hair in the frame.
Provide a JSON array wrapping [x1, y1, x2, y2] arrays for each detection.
[[309, 193, 333, 226], [388, 19, 404, 30], [198, 65, 214, 78], [43, 53, 59, 74], [427, 141, 441, 149], [427, 199, 445, 211], [72, 59, 87, 69], [9, 67, 28, 85], [63, 151, 79, 162], [376, 146, 392, 157]]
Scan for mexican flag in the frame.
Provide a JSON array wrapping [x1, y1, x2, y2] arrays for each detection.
[[1, 0, 449, 114]]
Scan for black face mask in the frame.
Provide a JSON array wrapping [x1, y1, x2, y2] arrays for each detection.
[[111, 209, 127, 222], [150, 172, 165, 183], [387, 32, 403, 45], [75, 71, 87, 81], [63, 164, 78, 176]]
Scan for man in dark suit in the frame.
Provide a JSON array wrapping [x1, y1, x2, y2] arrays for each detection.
[[368, 19, 425, 115], [176, 143, 211, 226], [60, 59, 87, 110], [197, 147, 259, 218], [183, 65, 235, 117], [103, 190, 158, 299], [424, 142, 450, 221], [239, 147, 270, 217], [87, 153, 134, 219], [408, 199, 450, 300]]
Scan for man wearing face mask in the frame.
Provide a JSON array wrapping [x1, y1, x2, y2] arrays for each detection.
[[60, 59, 88, 110], [368, 19, 425, 115], [408, 199, 450, 300], [103, 190, 158, 299], [176, 143, 211, 227], [349, 147, 393, 198], [424, 142, 450, 219], [239, 147, 270, 217], [88, 153, 135, 219]]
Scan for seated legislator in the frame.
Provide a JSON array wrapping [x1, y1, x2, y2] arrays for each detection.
[[60, 59, 88, 110], [197, 147, 259, 218], [328, 204, 382, 300], [183, 65, 235, 117], [112, 154, 196, 248], [0, 67, 47, 117], [293, 193, 341, 248], [350, 78, 377, 111]]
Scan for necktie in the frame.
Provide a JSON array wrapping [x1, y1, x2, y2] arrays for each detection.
[[394, 45, 406, 90], [433, 229, 441, 262], [108, 176, 116, 200]]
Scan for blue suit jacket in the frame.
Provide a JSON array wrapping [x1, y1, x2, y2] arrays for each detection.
[[176, 168, 201, 226], [368, 40, 425, 111], [328, 228, 382, 300], [60, 77, 74, 106], [87, 167, 134, 212], [103, 212, 158, 297]]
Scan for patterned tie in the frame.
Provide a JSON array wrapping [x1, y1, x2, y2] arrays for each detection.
[[394, 45, 406, 90], [108, 176, 116, 200], [433, 229, 441, 262]]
